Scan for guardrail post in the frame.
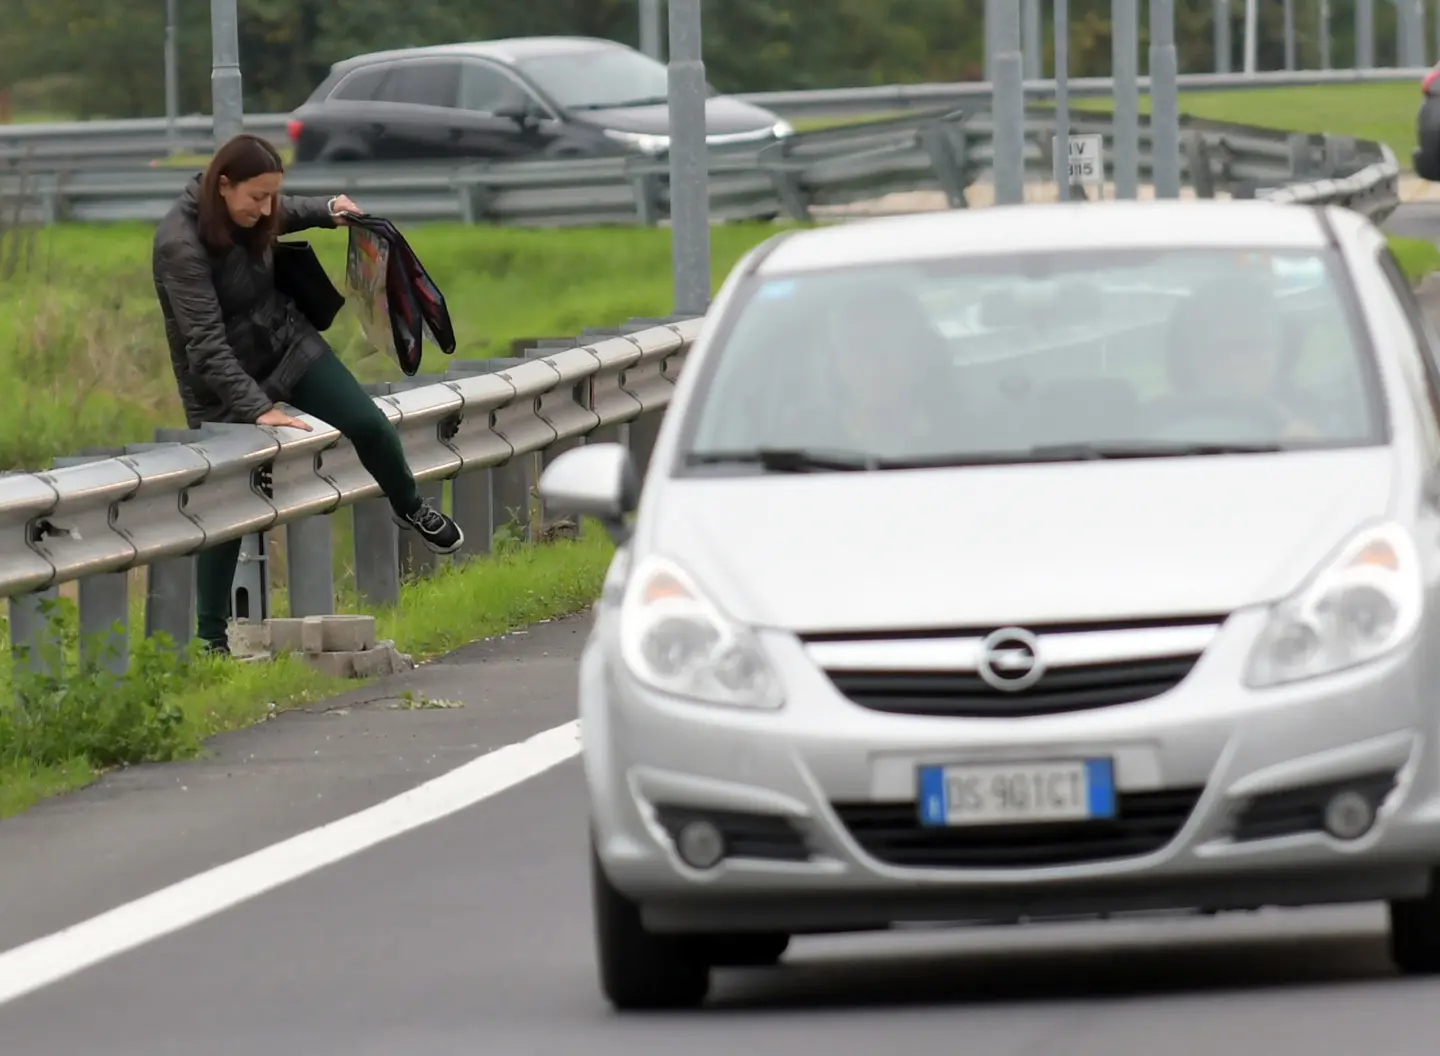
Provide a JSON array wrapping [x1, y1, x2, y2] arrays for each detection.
[[232, 532, 269, 622], [449, 357, 531, 546], [921, 118, 971, 209], [133, 429, 199, 654], [1323, 135, 1358, 177], [285, 514, 334, 617], [1286, 133, 1313, 179], [1183, 131, 1216, 199], [55, 448, 129, 674], [352, 382, 400, 606], [8, 587, 61, 677], [386, 375, 447, 580]]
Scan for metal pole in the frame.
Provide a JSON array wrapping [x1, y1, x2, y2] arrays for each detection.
[[1215, 0, 1231, 73], [984, 0, 997, 81], [1404, 0, 1426, 67], [1149, 0, 1181, 199], [1054, 0, 1071, 201], [1243, 0, 1259, 73], [1357, 0, 1373, 69], [640, 0, 664, 61], [1113, 0, 1140, 199], [1023, 0, 1042, 80], [1320, 0, 1332, 69], [666, 0, 709, 315], [165, 0, 179, 149], [210, 0, 243, 143], [1283, 0, 1296, 68], [991, 0, 1025, 204]]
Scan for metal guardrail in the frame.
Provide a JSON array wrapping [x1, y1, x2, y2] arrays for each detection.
[[0, 316, 699, 670], [0, 66, 1428, 172], [0, 107, 1404, 228]]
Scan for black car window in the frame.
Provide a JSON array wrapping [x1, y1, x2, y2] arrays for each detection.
[[373, 61, 461, 108], [460, 61, 527, 113], [330, 65, 389, 101]]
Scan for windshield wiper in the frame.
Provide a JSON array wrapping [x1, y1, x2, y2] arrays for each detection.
[[571, 96, 671, 110], [685, 447, 878, 472], [879, 441, 1285, 468]]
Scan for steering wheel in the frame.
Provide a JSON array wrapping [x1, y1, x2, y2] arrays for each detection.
[[1147, 395, 1289, 443]]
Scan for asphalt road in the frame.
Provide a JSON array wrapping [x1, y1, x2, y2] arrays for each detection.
[[1385, 201, 1440, 242], [8, 216, 1440, 1053], [0, 616, 1437, 1055]]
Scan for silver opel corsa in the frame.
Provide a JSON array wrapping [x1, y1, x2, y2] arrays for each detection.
[[539, 199, 1440, 1011]]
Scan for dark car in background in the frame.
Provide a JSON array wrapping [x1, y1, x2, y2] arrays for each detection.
[[1415, 64, 1440, 179], [286, 35, 793, 165]]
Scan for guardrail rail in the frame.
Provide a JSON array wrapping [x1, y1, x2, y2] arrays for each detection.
[[0, 107, 1403, 228]]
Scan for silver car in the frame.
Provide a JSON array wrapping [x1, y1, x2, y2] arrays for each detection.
[[539, 199, 1440, 1011]]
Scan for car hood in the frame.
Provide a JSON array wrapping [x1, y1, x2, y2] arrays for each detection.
[[572, 95, 778, 137], [648, 449, 1397, 632]]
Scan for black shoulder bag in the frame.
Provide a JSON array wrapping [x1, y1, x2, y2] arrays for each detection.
[[273, 240, 346, 332]]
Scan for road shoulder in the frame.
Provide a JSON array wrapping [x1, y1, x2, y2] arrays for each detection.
[[0, 613, 591, 954]]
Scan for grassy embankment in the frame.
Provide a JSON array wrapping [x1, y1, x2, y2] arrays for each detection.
[[0, 221, 794, 817]]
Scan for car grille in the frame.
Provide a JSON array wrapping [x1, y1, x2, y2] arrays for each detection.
[[830, 787, 1204, 868], [824, 655, 1200, 718]]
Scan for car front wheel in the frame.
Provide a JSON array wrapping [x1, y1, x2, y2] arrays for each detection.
[[1388, 872, 1440, 975], [592, 843, 711, 1011]]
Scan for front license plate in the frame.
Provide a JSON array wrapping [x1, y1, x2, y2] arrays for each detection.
[[917, 759, 1116, 827]]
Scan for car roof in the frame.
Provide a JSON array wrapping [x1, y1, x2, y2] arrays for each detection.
[[329, 36, 623, 73], [757, 199, 1335, 276]]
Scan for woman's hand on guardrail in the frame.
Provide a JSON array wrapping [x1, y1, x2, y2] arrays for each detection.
[[257, 408, 313, 431]]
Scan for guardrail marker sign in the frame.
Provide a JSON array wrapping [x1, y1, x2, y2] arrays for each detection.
[[1068, 134, 1105, 188]]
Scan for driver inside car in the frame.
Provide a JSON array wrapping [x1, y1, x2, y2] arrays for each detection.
[[1158, 274, 1321, 442]]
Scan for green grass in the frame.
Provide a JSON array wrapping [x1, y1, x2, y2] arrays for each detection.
[[0, 520, 618, 818], [1069, 82, 1419, 168], [0, 221, 791, 471], [1388, 234, 1440, 282]]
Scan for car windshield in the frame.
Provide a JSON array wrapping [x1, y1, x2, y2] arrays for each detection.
[[516, 47, 670, 110], [681, 247, 1386, 471]]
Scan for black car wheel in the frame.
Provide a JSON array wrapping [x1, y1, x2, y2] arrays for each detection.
[[592, 842, 711, 1011], [1390, 874, 1440, 975]]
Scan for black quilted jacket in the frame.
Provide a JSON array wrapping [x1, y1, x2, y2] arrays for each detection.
[[152, 175, 339, 428]]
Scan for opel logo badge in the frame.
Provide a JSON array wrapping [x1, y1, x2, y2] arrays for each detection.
[[977, 627, 1044, 692]]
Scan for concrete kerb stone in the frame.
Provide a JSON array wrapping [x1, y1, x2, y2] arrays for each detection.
[[226, 614, 414, 679]]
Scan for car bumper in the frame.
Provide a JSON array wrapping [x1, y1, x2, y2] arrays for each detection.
[[582, 608, 1440, 934]]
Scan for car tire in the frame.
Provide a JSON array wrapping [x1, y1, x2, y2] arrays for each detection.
[[592, 844, 711, 1011], [701, 933, 791, 967], [1387, 876, 1440, 975]]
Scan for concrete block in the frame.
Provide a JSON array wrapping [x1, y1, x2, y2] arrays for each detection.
[[318, 614, 377, 652], [300, 640, 413, 679], [232, 615, 378, 656]]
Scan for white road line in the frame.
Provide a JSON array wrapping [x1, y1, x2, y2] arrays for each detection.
[[0, 719, 582, 1009]]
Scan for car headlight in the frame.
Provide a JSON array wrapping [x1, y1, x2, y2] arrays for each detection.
[[618, 555, 784, 710], [603, 128, 670, 154], [1244, 522, 1423, 689], [772, 119, 795, 138]]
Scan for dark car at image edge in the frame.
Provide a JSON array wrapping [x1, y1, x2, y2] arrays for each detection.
[[286, 35, 794, 165], [1415, 63, 1440, 180]]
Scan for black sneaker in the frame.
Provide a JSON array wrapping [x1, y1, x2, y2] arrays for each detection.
[[393, 499, 464, 555], [200, 637, 231, 658]]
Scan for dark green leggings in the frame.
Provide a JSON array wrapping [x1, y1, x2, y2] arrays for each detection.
[[196, 350, 423, 646]]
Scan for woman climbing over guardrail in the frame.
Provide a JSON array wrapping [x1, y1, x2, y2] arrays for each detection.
[[151, 132, 463, 656]]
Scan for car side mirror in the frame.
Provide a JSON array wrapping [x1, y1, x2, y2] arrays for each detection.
[[538, 443, 640, 544], [494, 101, 536, 128]]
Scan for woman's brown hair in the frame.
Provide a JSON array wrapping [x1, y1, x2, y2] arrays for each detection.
[[196, 133, 286, 253]]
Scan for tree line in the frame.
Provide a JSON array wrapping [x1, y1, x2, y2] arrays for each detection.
[[0, 0, 1417, 121]]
